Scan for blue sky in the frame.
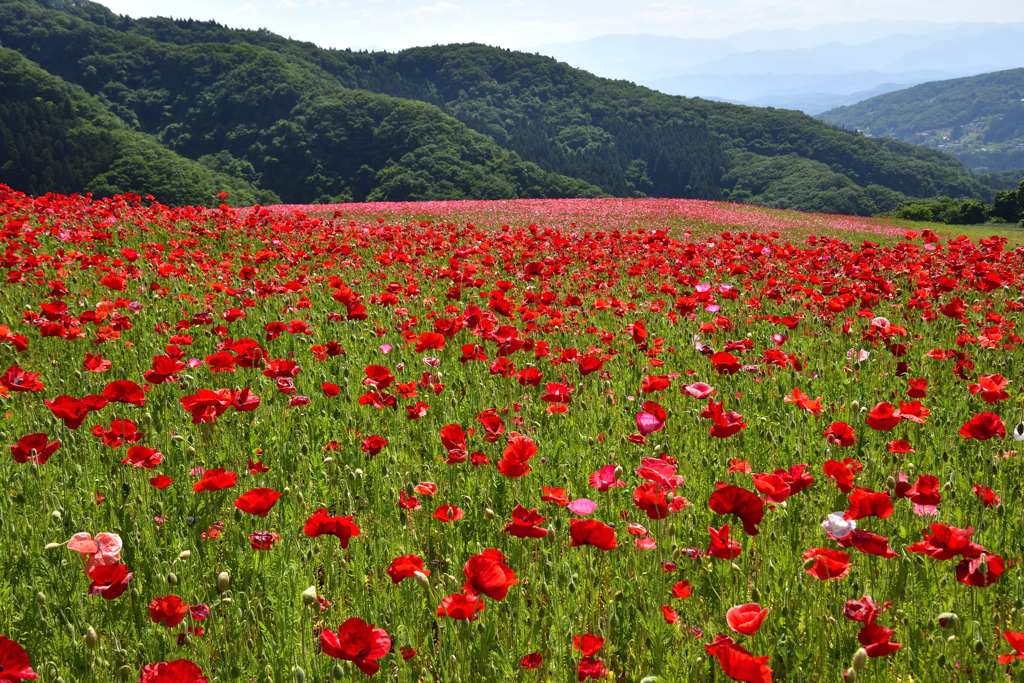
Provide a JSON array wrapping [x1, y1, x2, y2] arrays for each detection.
[[95, 0, 1024, 51]]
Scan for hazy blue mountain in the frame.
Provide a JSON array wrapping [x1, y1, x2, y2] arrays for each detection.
[[533, 21, 1024, 114]]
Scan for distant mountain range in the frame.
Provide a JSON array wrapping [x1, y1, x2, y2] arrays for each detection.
[[531, 21, 1024, 114], [817, 68, 1024, 174]]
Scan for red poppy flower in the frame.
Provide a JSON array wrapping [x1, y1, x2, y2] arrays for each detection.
[[672, 580, 692, 598], [845, 487, 894, 520], [249, 531, 280, 550], [321, 383, 340, 398], [541, 486, 570, 506], [888, 440, 914, 454], [233, 488, 282, 517], [413, 482, 437, 496], [751, 473, 791, 503], [360, 435, 388, 455], [84, 353, 112, 373], [432, 505, 464, 522], [849, 530, 898, 558], [908, 524, 986, 560], [843, 595, 878, 624], [303, 509, 360, 548], [998, 632, 1024, 664], [11, 433, 60, 464], [321, 618, 391, 675], [661, 604, 680, 624], [439, 424, 467, 453], [633, 482, 688, 520], [573, 634, 605, 656], [704, 635, 773, 683], [708, 485, 764, 536], [773, 464, 814, 495], [906, 378, 928, 398], [149, 595, 190, 627], [568, 519, 617, 550], [576, 657, 607, 681], [138, 660, 208, 683], [803, 548, 853, 580], [956, 552, 1004, 587], [835, 465, 870, 501], [497, 433, 538, 478], [386, 555, 429, 584], [823, 422, 856, 447], [504, 505, 548, 539], [589, 465, 626, 492], [400, 647, 416, 661], [708, 524, 742, 560], [463, 551, 519, 601], [1, 365, 45, 393], [969, 374, 1010, 404], [728, 459, 751, 474], [727, 603, 769, 636], [973, 484, 1001, 508], [436, 592, 485, 620], [247, 459, 269, 474], [858, 623, 901, 657], [44, 395, 90, 430], [121, 445, 163, 469], [193, 468, 237, 492], [516, 367, 543, 386], [88, 563, 133, 600], [398, 490, 421, 510], [149, 475, 174, 489], [710, 352, 741, 375], [906, 474, 941, 507], [959, 413, 1006, 440], [865, 402, 901, 431], [521, 653, 543, 670], [415, 331, 446, 353], [102, 380, 145, 406]]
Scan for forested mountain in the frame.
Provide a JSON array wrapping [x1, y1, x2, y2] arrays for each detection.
[[0, 46, 278, 206], [0, 0, 1012, 214], [818, 68, 1024, 173]]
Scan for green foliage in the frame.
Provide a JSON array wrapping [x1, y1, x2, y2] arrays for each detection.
[[0, 47, 275, 206], [891, 182, 1024, 225], [818, 67, 1024, 174]]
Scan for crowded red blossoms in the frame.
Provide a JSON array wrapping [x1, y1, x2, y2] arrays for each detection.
[[1, 183, 1024, 682]]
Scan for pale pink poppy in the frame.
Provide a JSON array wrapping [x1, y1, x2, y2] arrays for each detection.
[[636, 412, 664, 436], [568, 498, 598, 516], [68, 532, 123, 574], [682, 382, 715, 399]]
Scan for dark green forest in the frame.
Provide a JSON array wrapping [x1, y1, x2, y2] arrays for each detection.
[[0, 0, 1019, 213]]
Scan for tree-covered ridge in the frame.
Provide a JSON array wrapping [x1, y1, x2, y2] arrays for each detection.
[[0, 0, 1009, 214], [0, 0, 605, 204], [0, 47, 278, 207], [817, 68, 1024, 174]]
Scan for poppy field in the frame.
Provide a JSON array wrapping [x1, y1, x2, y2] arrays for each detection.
[[1, 185, 1024, 683]]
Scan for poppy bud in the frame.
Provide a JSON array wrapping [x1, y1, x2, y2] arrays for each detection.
[[217, 572, 231, 592], [978, 559, 988, 576], [84, 626, 98, 649], [323, 456, 334, 465], [852, 648, 868, 670], [780, 605, 789, 617], [167, 573, 179, 586], [233, 507, 244, 522], [14, 493, 26, 505], [885, 476, 896, 490], [45, 542, 62, 551], [283, 487, 292, 495], [297, 492, 305, 505], [292, 666, 305, 683], [414, 571, 430, 590], [842, 668, 856, 683], [731, 563, 741, 572], [750, 588, 761, 602], [333, 664, 345, 681], [302, 586, 317, 606], [301, 444, 309, 455], [187, 446, 196, 457], [35, 591, 46, 605], [997, 503, 1005, 517], [850, 400, 860, 412], [50, 510, 62, 522], [936, 653, 946, 667], [484, 508, 495, 519], [178, 550, 191, 560], [221, 597, 233, 604], [974, 638, 984, 654], [802, 558, 816, 570]]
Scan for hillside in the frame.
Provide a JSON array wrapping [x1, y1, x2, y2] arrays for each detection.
[[818, 68, 1024, 173], [0, 1, 604, 205], [0, 47, 279, 206], [0, 0, 1007, 214]]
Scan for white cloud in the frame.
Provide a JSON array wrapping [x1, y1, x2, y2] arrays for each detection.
[[277, 0, 299, 8], [232, 3, 256, 15]]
